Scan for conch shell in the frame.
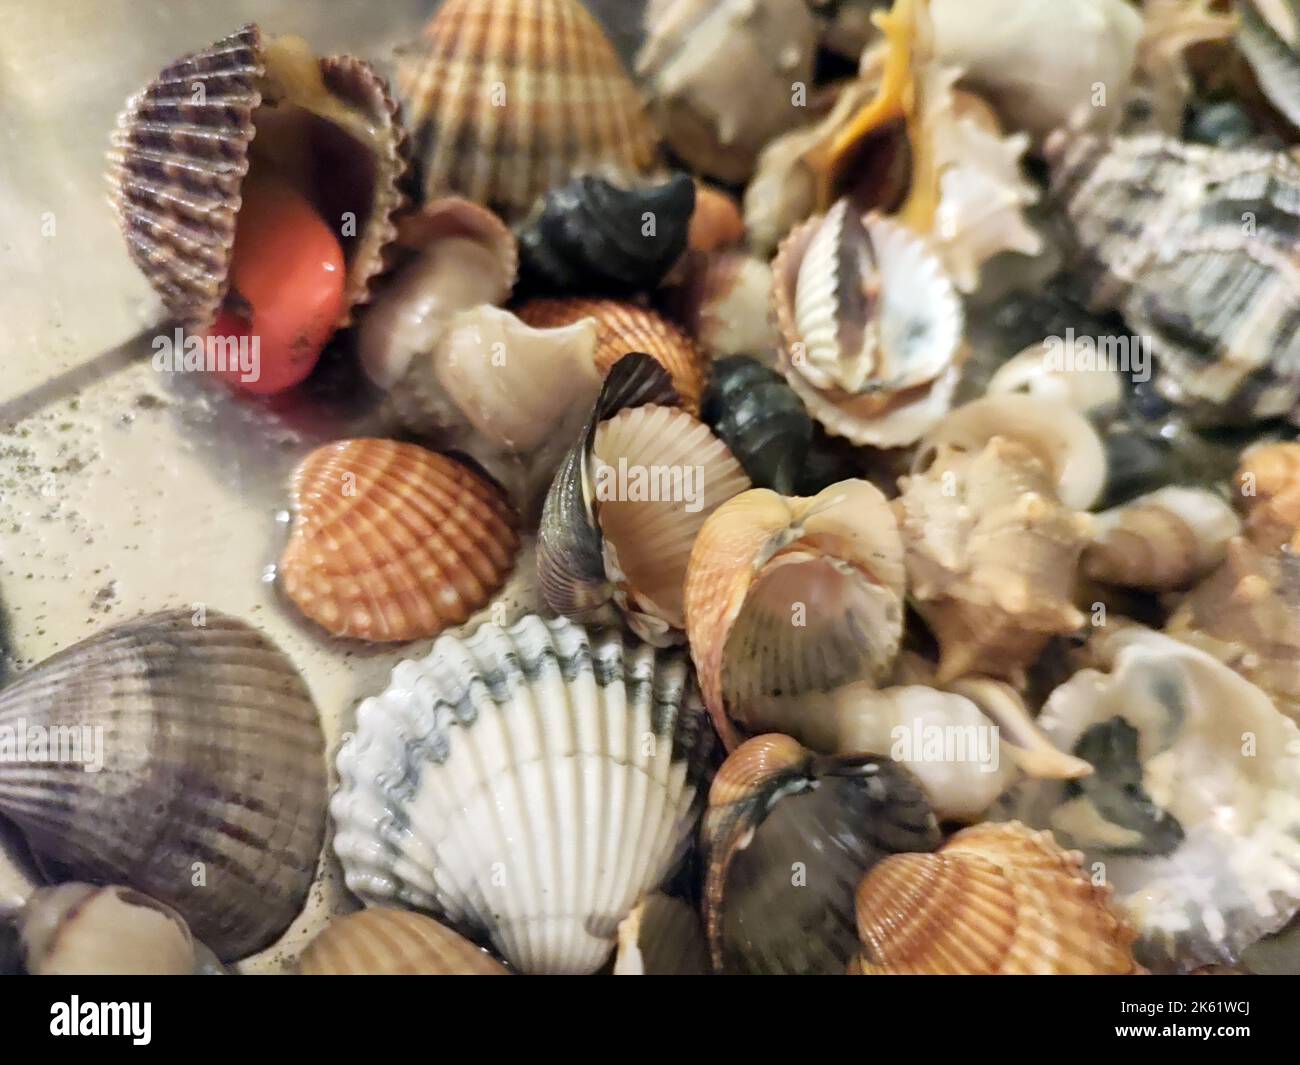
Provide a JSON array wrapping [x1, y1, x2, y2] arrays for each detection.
[[896, 436, 1090, 684], [684, 479, 907, 748], [636, 0, 818, 184], [851, 821, 1143, 974], [771, 201, 965, 447]]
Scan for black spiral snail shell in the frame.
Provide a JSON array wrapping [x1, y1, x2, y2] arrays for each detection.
[[701, 356, 814, 495], [515, 172, 696, 297]]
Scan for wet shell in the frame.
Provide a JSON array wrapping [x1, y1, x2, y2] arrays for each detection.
[[613, 893, 709, 975], [393, 304, 601, 454], [359, 197, 518, 391], [299, 909, 509, 975], [1167, 537, 1300, 723], [280, 440, 521, 642], [516, 173, 695, 297], [20, 884, 198, 976], [1082, 486, 1241, 591], [1050, 133, 1300, 422], [1238, 0, 1300, 129], [330, 614, 716, 974], [399, 0, 659, 220], [897, 437, 1090, 685], [986, 340, 1123, 418], [661, 251, 779, 360], [997, 626, 1300, 970], [0, 610, 327, 961], [538, 355, 751, 644], [684, 480, 907, 748], [107, 24, 406, 331], [516, 297, 709, 414], [1235, 441, 1300, 551], [915, 394, 1108, 510], [688, 182, 746, 252], [771, 202, 965, 447], [931, 0, 1142, 140], [700, 356, 814, 495], [851, 821, 1142, 974], [636, 0, 818, 184], [702, 735, 940, 975]]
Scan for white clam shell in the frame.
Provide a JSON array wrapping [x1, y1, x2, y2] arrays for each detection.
[[330, 614, 715, 974]]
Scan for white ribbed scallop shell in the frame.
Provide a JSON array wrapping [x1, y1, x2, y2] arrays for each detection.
[[330, 614, 715, 974]]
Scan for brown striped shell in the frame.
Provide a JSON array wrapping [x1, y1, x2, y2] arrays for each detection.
[[516, 297, 709, 414], [299, 909, 509, 975], [280, 439, 520, 642], [0, 610, 327, 962], [851, 821, 1142, 975], [398, 0, 659, 220], [106, 24, 407, 331]]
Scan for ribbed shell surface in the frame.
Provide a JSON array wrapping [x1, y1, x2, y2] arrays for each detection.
[[0, 609, 327, 961], [331, 614, 716, 974]]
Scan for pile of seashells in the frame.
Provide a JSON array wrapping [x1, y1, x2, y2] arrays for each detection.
[[7, 0, 1300, 976]]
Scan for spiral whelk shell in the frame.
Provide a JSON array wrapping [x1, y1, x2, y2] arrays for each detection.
[[851, 821, 1142, 974], [280, 439, 521, 642], [107, 23, 406, 331], [516, 173, 695, 297], [635, 0, 818, 184], [330, 614, 716, 974], [1051, 132, 1300, 422], [897, 436, 1090, 685], [771, 201, 965, 447], [299, 909, 509, 976], [685, 479, 907, 747], [1082, 486, 1241, 591], [702, 735, 940, 975], [0, 610, 327, 961], [399, 0, 659, 220]]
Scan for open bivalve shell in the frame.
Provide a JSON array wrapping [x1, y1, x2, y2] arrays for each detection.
[[299, 908, 509, 975], [897, 436, 1091, 685], [851, 821, 1142, 974], [20, 884, 205, 976], [684, 479, 907, 749], [771, 201, 965, 448], [538, 355, 751, 645], [996, 626, 1300, 971], [702, 735, 940, 975], [280, 439, 521, 643], [398, 0, 659, 220], [330, 614, 716, 975], [107, 23, 406, 331], [0, 610, 327, 962]]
